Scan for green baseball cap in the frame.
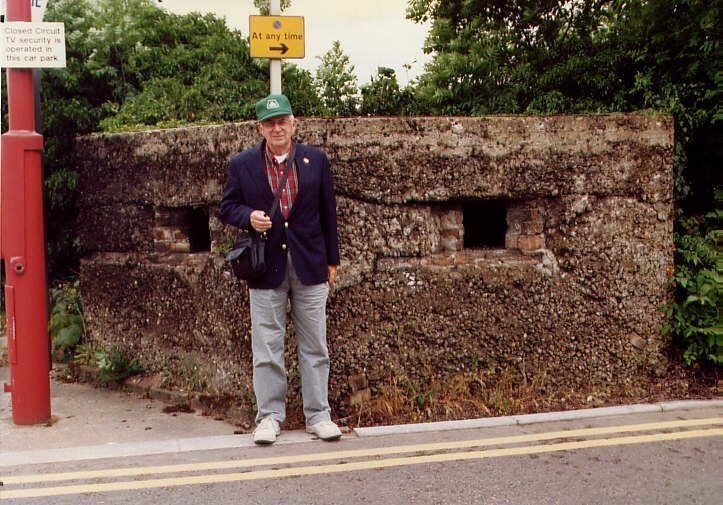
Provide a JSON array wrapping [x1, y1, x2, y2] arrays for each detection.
[[255, 94, 294, 122]]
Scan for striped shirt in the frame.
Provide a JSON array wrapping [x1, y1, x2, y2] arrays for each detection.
[[263, 144, 298, 219]]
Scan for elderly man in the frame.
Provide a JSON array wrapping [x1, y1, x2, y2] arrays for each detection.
[[220, 94, 341, 444]]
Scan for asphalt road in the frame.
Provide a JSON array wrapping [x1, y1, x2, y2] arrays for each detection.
[[2, 407, 721, 505]]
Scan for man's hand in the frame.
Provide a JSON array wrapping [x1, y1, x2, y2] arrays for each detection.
[[328, 265, 337, 286], [250, 210, 272, 232]]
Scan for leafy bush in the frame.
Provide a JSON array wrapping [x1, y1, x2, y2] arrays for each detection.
[[96, 347, 144, 386], [49, 281, 86, 361], [665, 206, 722, 365], [314, 41, 359, 116], [360, 67, 418, 116]]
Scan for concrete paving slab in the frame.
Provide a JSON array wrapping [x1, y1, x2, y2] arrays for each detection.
[[1, 366, 235, 454], [0, 431, 320, 467]]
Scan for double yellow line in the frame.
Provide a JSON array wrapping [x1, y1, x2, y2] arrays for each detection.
[[2, 417, 721, 500]]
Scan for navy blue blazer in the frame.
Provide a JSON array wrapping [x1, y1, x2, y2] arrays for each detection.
[[219, 141, 340, 289]]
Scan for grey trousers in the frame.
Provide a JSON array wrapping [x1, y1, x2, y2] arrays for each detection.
[[249, 256, 331, 427]]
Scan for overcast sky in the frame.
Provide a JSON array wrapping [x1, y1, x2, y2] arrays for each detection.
[[158, 0, 432, 86]]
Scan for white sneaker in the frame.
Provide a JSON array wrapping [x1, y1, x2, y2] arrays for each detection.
[[253, 417, 280, 445], [306, 420, 342, 441]]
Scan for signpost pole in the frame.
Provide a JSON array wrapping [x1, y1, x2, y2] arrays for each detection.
[[269, 0, 281, 93], [1, 0, 51, 425]]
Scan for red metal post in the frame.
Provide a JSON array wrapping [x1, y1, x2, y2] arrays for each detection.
[[1, 0, 51, 424]]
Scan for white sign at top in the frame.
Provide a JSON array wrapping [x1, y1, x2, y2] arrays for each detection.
[[1, 21, 65, 67]]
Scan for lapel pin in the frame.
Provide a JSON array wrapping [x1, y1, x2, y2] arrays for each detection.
[[303, 157, 310, 165]]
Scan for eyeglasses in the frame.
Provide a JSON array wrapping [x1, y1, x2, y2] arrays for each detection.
[[260, 117, 293, 129]]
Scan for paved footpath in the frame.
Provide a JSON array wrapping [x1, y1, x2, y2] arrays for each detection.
[[1, 366, 721, 504]]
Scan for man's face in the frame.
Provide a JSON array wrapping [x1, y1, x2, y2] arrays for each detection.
[[258, 115, 297, 154]]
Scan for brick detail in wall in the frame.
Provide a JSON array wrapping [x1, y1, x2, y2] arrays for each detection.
[[153, 208, 191, 253], [435, 207, 464, 252], [506, 203, 545, 252], [152, 202, 544, 255], [153, 201, 545, 255]]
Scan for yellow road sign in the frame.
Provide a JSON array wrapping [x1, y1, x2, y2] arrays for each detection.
[[249, 16, 305, 59]]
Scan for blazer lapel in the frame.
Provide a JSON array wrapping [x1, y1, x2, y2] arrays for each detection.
[[250, 142, 274, 206], [288, 144, 309, 217]]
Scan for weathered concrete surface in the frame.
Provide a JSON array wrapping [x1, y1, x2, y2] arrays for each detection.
[[74, 114, 674, 425]]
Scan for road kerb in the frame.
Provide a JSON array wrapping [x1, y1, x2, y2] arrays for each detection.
[[353, 400, 723, 437]]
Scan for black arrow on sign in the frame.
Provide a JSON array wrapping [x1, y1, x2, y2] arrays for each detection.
[[269, 43, 289, 55]]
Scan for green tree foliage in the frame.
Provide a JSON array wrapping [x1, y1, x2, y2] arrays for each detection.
[[45, 0, 318, 131], [253, 0, 292, 15], [282, 63, 325, 117], [70, 1, 268, 130], [409, 0, 718, 123], [409, 0, 720, 366], [314, 41, 359, 116], [360, 67, 418, 116]]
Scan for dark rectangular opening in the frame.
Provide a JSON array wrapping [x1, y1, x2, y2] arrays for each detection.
[[463, 201, 507, 248], [187, 207, 211, 252]]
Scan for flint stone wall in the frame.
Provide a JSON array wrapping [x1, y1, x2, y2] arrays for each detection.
[[74, 114, 674, 421]]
